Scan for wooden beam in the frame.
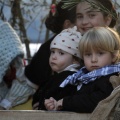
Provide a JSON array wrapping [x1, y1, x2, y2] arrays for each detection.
[[0, 110, 90, 120]]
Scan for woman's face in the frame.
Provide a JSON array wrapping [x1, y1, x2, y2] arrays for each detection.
[[76, 2, 112, 34]]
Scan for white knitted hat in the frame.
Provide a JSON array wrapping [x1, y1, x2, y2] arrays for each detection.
[[50, 26, 81, 58], [0, 21, 24, 83]]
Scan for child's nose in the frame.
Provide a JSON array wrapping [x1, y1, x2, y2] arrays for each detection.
[[82, 16, 89, 25], [91, 55, 98, 62], [52, 53, 57, 59]]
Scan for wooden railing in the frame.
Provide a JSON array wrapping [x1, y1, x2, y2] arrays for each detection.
[[0, 110, 90, 120]]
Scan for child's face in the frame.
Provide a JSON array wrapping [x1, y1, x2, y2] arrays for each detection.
[[76, 1, 111, 34], [49, 48, 75, 73], [83, 49, 115, 71]]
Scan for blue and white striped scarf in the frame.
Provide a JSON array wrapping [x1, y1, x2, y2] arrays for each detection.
[[60, 63, 120, 90]]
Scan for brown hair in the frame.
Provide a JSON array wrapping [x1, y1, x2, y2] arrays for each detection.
[[45, 1, 76, 34], [89, 0, 117, 28]]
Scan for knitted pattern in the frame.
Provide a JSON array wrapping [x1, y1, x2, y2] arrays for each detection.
[[0, 22, 24, 83], [50, 26, 81, 58]]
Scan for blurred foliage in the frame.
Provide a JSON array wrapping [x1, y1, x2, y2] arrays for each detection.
[[0, 0, 52, 59], [0, 0, 120, 58]]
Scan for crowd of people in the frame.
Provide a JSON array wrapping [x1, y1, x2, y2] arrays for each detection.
[[0, 0, 120, 114]]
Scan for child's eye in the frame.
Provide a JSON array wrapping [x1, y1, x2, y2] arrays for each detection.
[[89, 13, 96, 18], [98, 52, 104, 55], [86, 54, 91, 56], [51, 50, 55, 54], [84, 53, 91, 56], [59, 52, 64, 55], [76, 15, 83, 20]]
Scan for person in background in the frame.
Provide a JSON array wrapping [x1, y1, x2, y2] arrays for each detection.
[[75, 0, 117, 35], [0, 20, 35, 110], [32, 26, 81, 110], [45, 26, 120, 113]]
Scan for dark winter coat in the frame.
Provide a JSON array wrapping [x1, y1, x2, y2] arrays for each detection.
[[62, 73, 118, 113], [25, 36, 55, 87], [32, 71, 77, 110]]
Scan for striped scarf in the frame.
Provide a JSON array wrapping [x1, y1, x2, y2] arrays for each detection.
[[60, 63, 120, 90]]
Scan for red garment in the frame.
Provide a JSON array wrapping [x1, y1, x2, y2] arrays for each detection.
[[3, 66, 16, 88]]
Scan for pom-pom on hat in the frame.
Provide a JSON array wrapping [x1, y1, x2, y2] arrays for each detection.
[[50, 26, 81, 58], [0, 21, 24, 83]]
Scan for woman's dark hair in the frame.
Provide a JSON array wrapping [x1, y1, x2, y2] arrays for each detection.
[[96, 0, 117, 28], [45, 1, 76, 34]]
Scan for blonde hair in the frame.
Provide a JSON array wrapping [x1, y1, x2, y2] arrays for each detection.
[[79, 27, 120, 63]]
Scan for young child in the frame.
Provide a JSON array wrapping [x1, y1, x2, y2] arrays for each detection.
[[32, 26, 81, 110], [45, 27, 120, 113]]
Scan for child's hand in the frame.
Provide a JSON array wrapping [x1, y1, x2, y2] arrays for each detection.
[[44, 97, 63, 111], [56, 99, 63, 110], [44, 97, 57, 110], [32, 102, 39, 110]]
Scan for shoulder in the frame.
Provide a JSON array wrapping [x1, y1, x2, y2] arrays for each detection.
[[40, 35, 56, 48], [98, 72, 119, 82], [51, 71, 76, 82], [91, 73, 119, 90], [59, 71, 76, 77]]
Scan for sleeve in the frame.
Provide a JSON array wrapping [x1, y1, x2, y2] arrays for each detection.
[[25, 39, 53, 86], [0, 57, 36, 110], [62, 76, 113, 113]]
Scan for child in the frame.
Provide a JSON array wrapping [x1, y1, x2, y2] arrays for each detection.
[[45, 27, 120, 113], [75, 0, 117, 35], [32, 26, 81, 110]]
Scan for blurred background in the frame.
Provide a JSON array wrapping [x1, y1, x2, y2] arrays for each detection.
[[0, 0, 120, 60]]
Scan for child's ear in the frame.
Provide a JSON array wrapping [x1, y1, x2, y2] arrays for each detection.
[[105, 15, 112, 26], [112, 56, 117, 63], [112, 51, 119, 63], [72, 58, 79, 64], [63, 20, 75, 29]]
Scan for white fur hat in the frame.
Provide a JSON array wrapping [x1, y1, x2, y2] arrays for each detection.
[[0, 21, 24, 83], [50, 26, 81, 58]]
